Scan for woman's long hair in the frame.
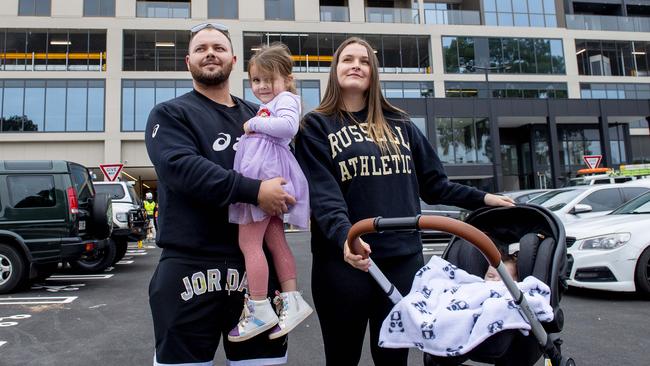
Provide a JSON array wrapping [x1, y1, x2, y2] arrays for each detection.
[[314, 37, 407, 153]]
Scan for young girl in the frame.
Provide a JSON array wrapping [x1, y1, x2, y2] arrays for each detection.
[[228, 43, 312, 342], [295, 37, 514, 365]]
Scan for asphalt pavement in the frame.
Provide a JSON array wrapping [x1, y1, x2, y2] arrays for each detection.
[[0, 233, 648, 365]]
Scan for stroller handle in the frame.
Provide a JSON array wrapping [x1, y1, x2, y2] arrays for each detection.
[[347, 215, 502, 267]]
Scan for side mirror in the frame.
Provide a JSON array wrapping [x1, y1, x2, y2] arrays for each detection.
[[571, 203, 593, 214]]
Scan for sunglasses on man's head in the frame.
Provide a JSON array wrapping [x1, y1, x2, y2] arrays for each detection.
[[190, 22, 229, 35]]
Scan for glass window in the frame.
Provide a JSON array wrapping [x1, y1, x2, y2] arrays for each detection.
[[401, 37, 419, 73], [122, 80, 135, 131], [47, 31, 69, 71], [382, 36, 401, 73], [123, 30, 136, 71], [297, 80, 320, 113], [26, 31, 47, 71], [24, 80, 45, 131], [155, 31, 176, 71], [265, 0, 294, 20], [67, 80, 88, 131], [135, 80, 155, 131], [19, 0, 51, 16], [7, 175, 56, 208], [84, 0, 115, 17], [135, 31, 155, 71], [1, 79, 104, 133], [435, 117, 454, 163], [208, 0, 238, 19], [579, 189, 623, 212], [94, 184, 126, 200], [2, 80, 24, 131], [122, 80, 192, 131], [44, 80, 64, 131], [455, 117, 476, 163], [124, 30, 190, 71], [411, 117, 427, 137], [475, 118, 491, 163], [5, 30, 27, 71], [87, 80, 104, 131]]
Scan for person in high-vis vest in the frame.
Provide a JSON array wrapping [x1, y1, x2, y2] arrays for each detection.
[[144, 192, 157, 240]]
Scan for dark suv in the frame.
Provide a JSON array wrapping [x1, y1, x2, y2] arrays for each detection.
[[0, 160, 112, 293]]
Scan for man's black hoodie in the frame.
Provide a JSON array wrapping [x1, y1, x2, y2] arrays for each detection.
[[145, 90, 260, 258]]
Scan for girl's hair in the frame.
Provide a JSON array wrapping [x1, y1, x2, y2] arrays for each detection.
[[247, 42, 297, 94], [314, 37, 408, 154]]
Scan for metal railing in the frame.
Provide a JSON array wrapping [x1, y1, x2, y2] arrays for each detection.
[[320, 6, 349, 22], [136, 1, 190, 19], [365, 7, 420, 24], [566, 14, 650, 32], [424, 9, 480, 25]]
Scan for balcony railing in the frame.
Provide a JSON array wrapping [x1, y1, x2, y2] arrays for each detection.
[[566, 14, 650, 32], [136, 1, 190, 18], [365, 7, 419, 24], [320, 6, 349, 22], [424, 9, 480, 25]]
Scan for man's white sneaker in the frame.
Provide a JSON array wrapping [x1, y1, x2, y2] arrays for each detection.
[[268, 291, 313, 340], [228, 296, 278, 342]]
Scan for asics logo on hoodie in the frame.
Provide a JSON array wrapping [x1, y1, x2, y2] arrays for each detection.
[[213, 132, 232, 151]]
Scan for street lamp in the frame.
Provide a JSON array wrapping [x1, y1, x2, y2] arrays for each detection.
[[459, 62, 511, 192], [463, 63, 512, 98]]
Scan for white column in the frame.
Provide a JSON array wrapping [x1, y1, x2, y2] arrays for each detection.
[[349, 0, 365, 23], [52, 0, 83, 17]]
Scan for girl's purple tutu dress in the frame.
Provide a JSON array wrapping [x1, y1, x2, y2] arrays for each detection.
[[229, 91, 310, 229]]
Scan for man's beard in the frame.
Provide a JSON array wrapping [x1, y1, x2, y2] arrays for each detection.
[[188, 59, 232, 86]]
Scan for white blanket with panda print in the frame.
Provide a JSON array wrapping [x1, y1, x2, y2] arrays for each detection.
[[378, 256, 554, 357]]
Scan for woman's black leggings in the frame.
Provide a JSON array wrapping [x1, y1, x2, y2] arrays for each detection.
[[311, 251, 424, 366]]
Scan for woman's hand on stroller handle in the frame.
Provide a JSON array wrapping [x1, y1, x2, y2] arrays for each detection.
[[484, 193, 515, 207], [344, 237, 371, 272]]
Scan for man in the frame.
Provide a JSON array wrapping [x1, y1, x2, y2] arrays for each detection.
[[145, 23, 295, 366], [143, 192, 156, 240]]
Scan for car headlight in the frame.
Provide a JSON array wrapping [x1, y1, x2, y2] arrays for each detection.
[[578, 233, 631, 250], [116, 212, 129, 222]]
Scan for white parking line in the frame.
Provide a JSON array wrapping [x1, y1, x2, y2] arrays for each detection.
[[0, 341, 6, 347], [48, 274, 114, 280], [125, 252, 147, 256], [0, 296, 77, 305], [116, 260, 134, 265]]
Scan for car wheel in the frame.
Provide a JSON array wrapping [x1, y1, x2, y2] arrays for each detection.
[[71, 239, 116, 273], [0, 244, 27, 294], [90, 193, 113, 240], [111, 238, 128, 265], [634, 247, 650, 295]]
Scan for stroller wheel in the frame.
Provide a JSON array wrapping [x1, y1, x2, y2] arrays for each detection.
[[561, 357, 576, 366]]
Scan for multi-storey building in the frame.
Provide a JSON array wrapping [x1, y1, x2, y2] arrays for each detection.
[[1, 0, 649, 192]]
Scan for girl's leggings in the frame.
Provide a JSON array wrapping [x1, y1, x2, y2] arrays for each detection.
[[239, 216, 297, 298]]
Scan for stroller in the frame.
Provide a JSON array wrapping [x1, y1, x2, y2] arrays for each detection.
[[347, 204, 575, 366]]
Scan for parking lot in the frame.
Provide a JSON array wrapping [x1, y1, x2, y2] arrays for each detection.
[[1, 234, 649, 365]]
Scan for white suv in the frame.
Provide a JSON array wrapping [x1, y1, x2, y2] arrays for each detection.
[[93, 181, 147, 265]]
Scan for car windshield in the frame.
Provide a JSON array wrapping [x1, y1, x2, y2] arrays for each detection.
[[610, 192, 650, 214], [95, 184, 126, 200], [528, 188, 585, 211]]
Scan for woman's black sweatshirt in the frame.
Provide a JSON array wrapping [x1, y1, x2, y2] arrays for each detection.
[[295, 109, 487, 259]]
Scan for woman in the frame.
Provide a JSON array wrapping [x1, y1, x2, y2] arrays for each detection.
[[294, 37, 514, 366]]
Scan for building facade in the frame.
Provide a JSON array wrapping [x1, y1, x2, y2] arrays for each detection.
[[1, 0, 649, 192]]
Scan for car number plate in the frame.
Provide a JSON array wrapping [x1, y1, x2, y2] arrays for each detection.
[[79, 221, 86, 231]]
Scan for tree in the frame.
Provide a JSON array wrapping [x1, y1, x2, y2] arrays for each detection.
[[0, 115, 38, 131]]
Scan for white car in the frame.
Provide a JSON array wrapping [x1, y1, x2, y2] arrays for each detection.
[[564, 191, 650, 294], [527, 183, 650, 224]]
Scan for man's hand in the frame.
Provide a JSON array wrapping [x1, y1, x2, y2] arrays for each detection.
[[243, 120, 254, 135], [258, 177, 296, 217], [484, 193, 515, 207], [343, 237, 371, 272]]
